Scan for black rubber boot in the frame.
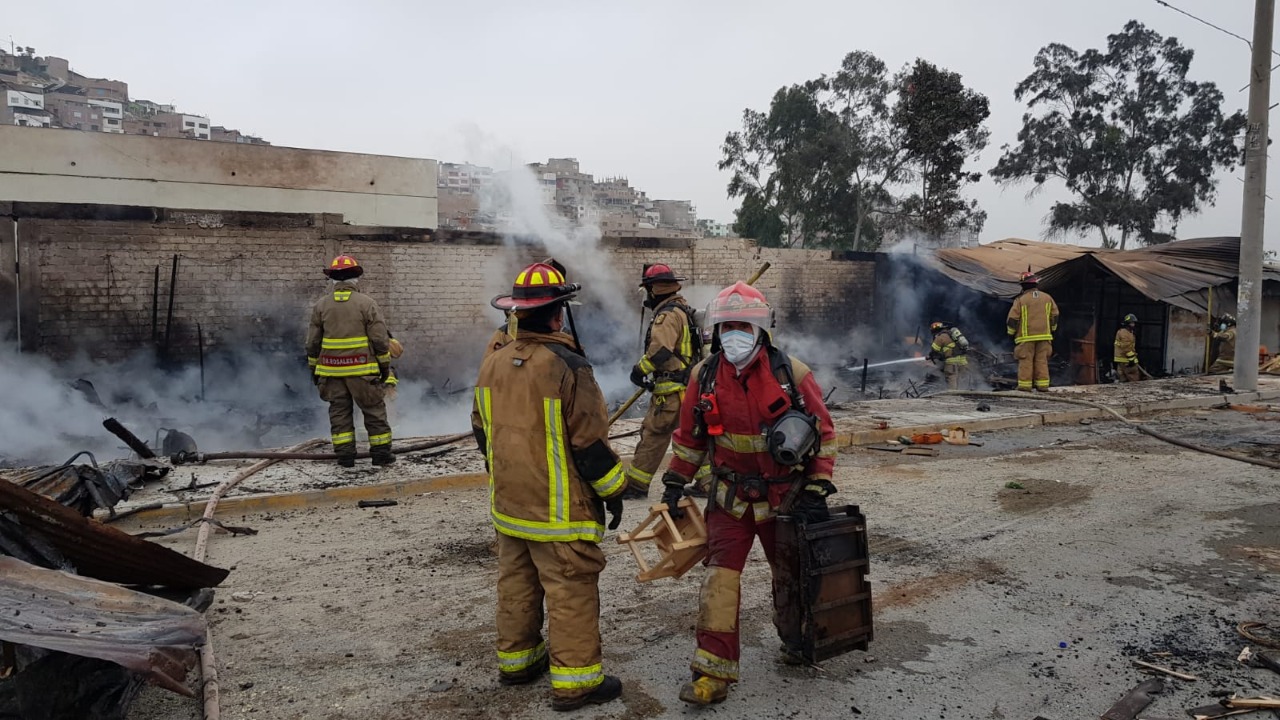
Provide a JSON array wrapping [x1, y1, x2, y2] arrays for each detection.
[[497, 654, 548, 686], [336, 446, 357, 468], [551, 675, 622, 711], [371, 446, 396, 466]]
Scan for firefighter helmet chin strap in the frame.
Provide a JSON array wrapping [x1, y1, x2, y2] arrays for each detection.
[[564, 303, 586, 358]]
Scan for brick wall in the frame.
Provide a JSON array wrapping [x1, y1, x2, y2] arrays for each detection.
[[14, 209, 876, 380]]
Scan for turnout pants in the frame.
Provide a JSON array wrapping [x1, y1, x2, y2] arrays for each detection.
[[1208, 358, 1234, 374], [690, 503, 787, 683], [318, 377, 392, 454], [495, 533, 607, 699], [943, 361, 968, 390], [625, 392, 682, 493], [1117, 363, 1142, 382], [1014, 341, 1052, 391]]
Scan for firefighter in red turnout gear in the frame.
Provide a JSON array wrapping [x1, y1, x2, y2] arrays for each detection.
[[658, 282, 838, 705]]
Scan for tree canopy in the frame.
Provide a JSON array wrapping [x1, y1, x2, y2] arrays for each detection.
[[721, 51, 989, 250], [991, 21, 1246, 249]]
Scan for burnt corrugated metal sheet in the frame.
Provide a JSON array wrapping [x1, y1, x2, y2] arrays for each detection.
[[0, 557, 204, 697], [1, 458, 168, 517], [930, 237, 1280, 312], [0, 477, 229, 589]]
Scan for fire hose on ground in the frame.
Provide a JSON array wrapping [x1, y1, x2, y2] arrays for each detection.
[[172, 433, 474, 464], [192, 437, 325, 720], [935, 390, 1280, 472]]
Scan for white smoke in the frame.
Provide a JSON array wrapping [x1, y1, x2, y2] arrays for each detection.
[[0, 338, 327, 466], [460, 139, 649, 404]]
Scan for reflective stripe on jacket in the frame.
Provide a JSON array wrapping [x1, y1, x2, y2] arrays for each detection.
[[637, 295, 695, 395], [931, 329, 969, 366], [472, 331, 624, 544], [667, 350, 837, 520], [1007, 289, 1060, 344], [305, 282, 391, 378], [1113, 327, 1137, 363]]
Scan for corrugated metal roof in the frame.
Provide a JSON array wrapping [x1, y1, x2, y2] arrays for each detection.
[[0, 556, 205, 696], [0, 477, 229, 590], [929, 237, 1280, 312]]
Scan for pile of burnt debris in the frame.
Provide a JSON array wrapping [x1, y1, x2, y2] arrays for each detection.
[[0, 418, 228, 720]]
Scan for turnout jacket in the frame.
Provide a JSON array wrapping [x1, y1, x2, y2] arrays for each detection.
[[306, 281, 391, 378], [1213, 327, 1237, 362], [1114, 328, 1137, 364], [637, 295, 696, 396], [1007, 289, 1060, 345], [930, 327, 969, 365], [472, 331, 626, 543], [666, 350, 837, 521]]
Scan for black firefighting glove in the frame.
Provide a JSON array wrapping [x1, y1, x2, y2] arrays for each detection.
[[661, 472, 687, 519], [927, 350, 943, 363], [1128, 357, 1139, 366], [378, 364, 391, 384], [605, 495, 623, 530], [791, 479, 836, 525], [312, 373, 321, 387], [629, 364, 654, 391]]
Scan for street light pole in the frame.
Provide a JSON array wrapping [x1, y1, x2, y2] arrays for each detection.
[[1235, 0, 1275, 392]]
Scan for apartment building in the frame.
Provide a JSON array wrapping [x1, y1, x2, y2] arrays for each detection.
[[2, 84, 51, 127], [0, 48, 263, 144]]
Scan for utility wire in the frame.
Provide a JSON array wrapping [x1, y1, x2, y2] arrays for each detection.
[[1153, 0, 1280, 92], [1153, 0, 1279, 56], [1153, 0, 1258, 48]]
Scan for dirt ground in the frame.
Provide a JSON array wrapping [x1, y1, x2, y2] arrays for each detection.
[[124, 407, 1280, 720]]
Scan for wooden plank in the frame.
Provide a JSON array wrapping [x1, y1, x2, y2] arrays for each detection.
[[1131, 659, 1197, 681], [1226, 696, 1280, 709], [1100, 677, 1163, 720]]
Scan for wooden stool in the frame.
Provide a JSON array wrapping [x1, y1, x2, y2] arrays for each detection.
[[616, 497, 708, 582]]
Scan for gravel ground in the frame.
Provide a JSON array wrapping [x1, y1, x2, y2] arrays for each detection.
[[122, 406, 1280, 720]]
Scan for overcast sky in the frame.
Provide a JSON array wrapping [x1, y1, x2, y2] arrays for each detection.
[[4, 0, 1277, 251]]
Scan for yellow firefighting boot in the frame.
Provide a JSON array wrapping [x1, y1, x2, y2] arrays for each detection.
[[678, 675, 728, 705]]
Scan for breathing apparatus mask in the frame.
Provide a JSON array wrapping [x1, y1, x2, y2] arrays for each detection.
[[769, 410, 820, 466]]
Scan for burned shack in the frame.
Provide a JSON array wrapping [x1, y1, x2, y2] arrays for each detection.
[[925, 237, 1280, 384]]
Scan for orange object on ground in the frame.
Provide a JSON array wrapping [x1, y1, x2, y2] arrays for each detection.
[[911, 432, 944, 445]]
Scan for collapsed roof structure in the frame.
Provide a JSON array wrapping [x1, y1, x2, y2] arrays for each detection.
[[921, 237, 1280, 382], [928, 237, 1280, 313]]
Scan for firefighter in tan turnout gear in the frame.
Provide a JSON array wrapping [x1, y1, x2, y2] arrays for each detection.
[[1209, 314, 1237, 374], [1006, 271, 1060, 392], [305, 254, 395, 467], [927, 321, 970, 389], [1114, 314, 1142, 383], [472, 262, 627, 712], [621, 264, 700, 499]]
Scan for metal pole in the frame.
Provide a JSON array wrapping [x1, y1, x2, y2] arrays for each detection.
[[197, 322, 205, 402], [163, 254, 178, 361], [11, 218, 18, 352], [151, 265, 159, 343], [1235, 0, 1274, 392]]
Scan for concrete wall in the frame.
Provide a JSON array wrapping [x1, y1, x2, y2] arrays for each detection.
[[7, 211, 876, 381], [0, 126, 438, 228]]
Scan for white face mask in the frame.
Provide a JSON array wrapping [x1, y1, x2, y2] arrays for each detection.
[[720, 328, 758, 364]]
